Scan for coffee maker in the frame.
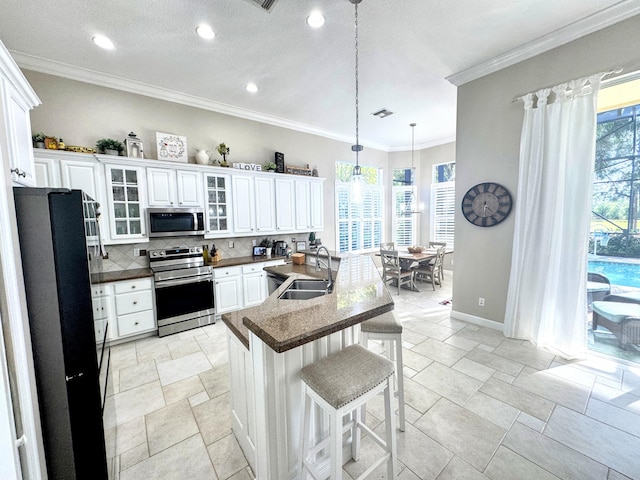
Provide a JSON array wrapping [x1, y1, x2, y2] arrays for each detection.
[[274, 241, 288, 256]]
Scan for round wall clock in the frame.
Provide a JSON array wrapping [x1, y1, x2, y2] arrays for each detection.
[[461, 182, 513, 227]]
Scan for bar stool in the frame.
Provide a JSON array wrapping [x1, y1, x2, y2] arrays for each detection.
[[360, 312, 405, 431], [299, 344, 397, 480]]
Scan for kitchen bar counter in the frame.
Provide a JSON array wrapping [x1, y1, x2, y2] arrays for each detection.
[[222, 254, 394, 479], [223, 254, 393, 352]]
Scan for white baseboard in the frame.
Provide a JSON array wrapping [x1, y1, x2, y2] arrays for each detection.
[[451, 310, 504, 331]]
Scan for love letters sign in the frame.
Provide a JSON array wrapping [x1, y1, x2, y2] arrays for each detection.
[[233, 163, 262, 171]]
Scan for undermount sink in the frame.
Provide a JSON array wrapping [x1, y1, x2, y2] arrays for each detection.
[[286, 279, 330, 291], [278, 278, 331, 300], [279, 289, 327, 300]]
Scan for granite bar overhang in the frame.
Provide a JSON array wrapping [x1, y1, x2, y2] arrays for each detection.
[[223, 255, 394, 353]]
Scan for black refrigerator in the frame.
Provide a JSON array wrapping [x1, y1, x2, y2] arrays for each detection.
[[13, 187, 112, 480]]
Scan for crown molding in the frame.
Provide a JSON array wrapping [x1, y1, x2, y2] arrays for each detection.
[[13, 51, 391, 152], [0, 44, 40, 107], [446, 0, 640, 86]]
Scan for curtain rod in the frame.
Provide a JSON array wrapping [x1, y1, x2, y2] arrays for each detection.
[[511, 68, 623, 103]]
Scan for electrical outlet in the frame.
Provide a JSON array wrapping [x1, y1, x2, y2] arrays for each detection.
[[478, 297, 485, 307], [134, 248, 140, 256], [291, 237, 296, 243], [228, 241, 234, 248]]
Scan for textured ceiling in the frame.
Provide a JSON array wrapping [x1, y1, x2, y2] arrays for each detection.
[[0, 0, 634, 150]]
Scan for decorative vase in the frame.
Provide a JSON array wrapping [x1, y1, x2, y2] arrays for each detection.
[[105, 149, 119, 156], [196, 149, 210, 165]]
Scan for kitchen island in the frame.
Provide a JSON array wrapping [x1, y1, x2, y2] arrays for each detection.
[[222, 254, 393, 479]]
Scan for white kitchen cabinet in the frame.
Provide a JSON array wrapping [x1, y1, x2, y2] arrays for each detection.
[[214, 266, 243, 314], [147, 168, 203, 207], [112, 278, 155, 339], [105, 164, 148, 243], [295, 179, 311, 230], [275, 177, 295, 232], [91, 283, 113, 343], [232, 174, 276, 236], [1, 56, 40, 186], [34, 155, 61, 187], [309, 178, 324, 231], [242, 264, 267, 307], [204, 173, 232, 237]]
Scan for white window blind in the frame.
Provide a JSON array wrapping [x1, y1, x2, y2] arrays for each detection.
[[392, 186, 417, 247], [336, 182, 383, 253], [431, 181, 455, 248]]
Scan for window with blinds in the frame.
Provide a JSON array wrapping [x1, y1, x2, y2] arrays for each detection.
[[431, 181, 455, 248], [335, 163, 383, 254]]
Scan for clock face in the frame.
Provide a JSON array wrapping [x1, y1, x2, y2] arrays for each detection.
[[461, 182, 513, 227]]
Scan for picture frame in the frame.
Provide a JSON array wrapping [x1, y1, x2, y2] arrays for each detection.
[[296, 241, 306, 252], [156, 132, 188, 162]]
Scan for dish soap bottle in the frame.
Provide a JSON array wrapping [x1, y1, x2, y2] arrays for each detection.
[[202, 244, 209, 263]]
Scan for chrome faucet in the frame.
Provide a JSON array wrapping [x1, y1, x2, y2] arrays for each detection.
[[315, 246, 333, 292]]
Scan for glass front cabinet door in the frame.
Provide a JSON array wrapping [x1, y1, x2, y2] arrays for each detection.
[[204, 173, 232, 237], [105, 164, 147, 242]]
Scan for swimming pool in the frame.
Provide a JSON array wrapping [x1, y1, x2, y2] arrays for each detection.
[[588, 260, 640, 288]]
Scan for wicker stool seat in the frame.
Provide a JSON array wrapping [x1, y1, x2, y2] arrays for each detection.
[[299, 344, 397, 479]]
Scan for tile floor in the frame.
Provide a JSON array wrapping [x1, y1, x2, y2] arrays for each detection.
[[109, 271, 640, 479]]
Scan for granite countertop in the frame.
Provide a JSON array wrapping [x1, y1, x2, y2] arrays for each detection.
[[93, 255, 289, 284], [222, 254, 394, 353], [206, 255, 289, 268], [92, 268, 153, 284]]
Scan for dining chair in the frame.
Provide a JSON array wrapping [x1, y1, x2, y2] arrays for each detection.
[[414, 247, 445, 291], [428, 242, 446, 280], [380, 249, 414, 295], [380, 242, 395, 250]]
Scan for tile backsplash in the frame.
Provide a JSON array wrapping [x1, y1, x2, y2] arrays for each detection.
[[101, 234, 310, 272]]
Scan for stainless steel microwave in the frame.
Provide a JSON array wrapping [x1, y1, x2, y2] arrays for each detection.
[[147, 207, 205, 237]]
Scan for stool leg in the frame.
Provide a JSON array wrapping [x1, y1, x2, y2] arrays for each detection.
[[360, 333, 369, 428], [351, 405, 361, 462], [330, 408, 343, 480], [299, 389, 312, 480], [384, 377, 398, 479], [395, 336, 406, 432]]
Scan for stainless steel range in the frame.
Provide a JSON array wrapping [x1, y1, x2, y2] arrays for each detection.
[[149, 246, 215, 337]]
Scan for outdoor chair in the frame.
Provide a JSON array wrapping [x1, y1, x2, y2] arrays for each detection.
[[587, 272, 611, 304], [592, 298, 640, 350], [380, 248, 414, 295]]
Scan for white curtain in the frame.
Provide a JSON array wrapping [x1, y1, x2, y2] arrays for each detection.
[[504, 74, 603, 358]]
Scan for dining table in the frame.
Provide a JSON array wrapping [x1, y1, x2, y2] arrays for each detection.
[[375, 248, 439, 292]]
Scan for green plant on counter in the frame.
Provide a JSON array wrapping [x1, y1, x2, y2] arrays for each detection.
[[32, 132, 46, 142], [264, 162, 277, 171], [260, 238, 273, 248], [96, 138, 124, 154]]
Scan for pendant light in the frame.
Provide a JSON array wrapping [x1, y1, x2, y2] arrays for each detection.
[[350, 0, 364, 202], [404, 122, 423, 215]]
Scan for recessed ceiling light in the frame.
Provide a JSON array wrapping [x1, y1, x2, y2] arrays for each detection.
[[92, 35, 114, 50], [196, 24, 215, 40], [245, 83, 259, 93], [306, 11, 325, 28]]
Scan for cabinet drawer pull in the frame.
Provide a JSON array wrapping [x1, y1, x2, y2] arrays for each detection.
[[11, 168, 26, 178]]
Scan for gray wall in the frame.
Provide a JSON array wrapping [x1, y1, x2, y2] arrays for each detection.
[[454, 15, 640, 324], [23, 70, 391, 253]]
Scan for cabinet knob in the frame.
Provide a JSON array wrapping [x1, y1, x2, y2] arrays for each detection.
[[133, 301, 138, 305], [131, 285, 136, 289], [134, 322, 139, 326]]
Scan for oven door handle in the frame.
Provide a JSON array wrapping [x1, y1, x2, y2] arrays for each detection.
[[155, 276, 212, 288]]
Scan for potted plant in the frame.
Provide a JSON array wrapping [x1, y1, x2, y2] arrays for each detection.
[[260, 237, 273, 257], [32, 132, 46, 148], [264, 161, 277, 172], [96, 138, 124, 155], [217, 142, 230, 166]]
